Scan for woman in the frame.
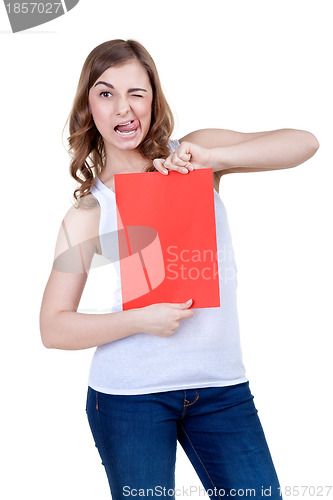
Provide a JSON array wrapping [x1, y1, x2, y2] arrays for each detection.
[[40, 39, 319, 499]]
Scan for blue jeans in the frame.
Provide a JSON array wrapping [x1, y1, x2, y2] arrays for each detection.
[[86, 382, 282, 499]]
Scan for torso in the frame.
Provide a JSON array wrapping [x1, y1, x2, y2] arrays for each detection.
[[85, 139, 247, 395]]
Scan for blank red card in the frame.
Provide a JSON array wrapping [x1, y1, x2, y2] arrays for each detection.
[[114, 168, 220, 310]]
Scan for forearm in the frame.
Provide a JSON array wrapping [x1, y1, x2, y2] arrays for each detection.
[[208, 129, 319, 174], [40, 308, 144, 350]]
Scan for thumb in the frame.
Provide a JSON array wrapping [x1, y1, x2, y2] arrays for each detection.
[[180, 299, 193, 308], [167, 299, 193, 309]]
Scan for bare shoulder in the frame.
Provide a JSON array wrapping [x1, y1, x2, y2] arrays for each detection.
[[55, 193, 101, 261], [179, 128, 274, 149]]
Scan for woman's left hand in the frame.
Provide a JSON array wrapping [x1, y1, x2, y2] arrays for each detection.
[[153, 141, 212, 175]]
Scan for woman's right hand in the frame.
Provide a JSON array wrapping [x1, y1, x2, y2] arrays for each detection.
[[139, 299, 194, 338]]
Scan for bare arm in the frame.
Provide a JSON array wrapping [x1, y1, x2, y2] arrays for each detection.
[[180, 128, 320, 174], [152, 128, 319, 193], [40, 196, 194, 351], [207, 128, 319, 174], [39, 268, 147, 350]]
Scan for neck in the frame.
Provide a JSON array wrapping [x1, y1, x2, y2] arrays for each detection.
[[99, 143, 150, 186]]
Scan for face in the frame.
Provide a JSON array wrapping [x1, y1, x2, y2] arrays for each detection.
[[88, 60, 153, 152]]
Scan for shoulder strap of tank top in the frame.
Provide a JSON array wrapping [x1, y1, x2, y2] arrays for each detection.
[[167, 139, 180, 153]]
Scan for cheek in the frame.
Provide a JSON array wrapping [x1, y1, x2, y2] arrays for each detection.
[[139, 100, 153, 122], [89, 102, 108, 130], [89, 100, 101, 120], [89, 93, 102, 114]]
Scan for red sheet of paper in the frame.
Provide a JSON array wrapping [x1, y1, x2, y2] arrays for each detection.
[[114, 168, 220, 310]]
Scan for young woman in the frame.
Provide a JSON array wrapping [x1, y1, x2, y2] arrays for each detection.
[[39, 39, 319, 499]]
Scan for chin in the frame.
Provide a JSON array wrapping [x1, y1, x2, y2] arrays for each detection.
[[116, 131, 148, 148]]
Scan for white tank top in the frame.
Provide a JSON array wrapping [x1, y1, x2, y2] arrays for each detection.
[[87, 139, 247, 395]]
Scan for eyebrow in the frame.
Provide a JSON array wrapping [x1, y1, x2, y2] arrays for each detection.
[[94, 81, 147, 93]]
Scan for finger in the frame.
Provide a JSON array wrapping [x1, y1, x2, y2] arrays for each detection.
[[164, 156, 191, 174], [171, 151, 192, 168], [180, 309, 195, 320], [168, 299, 193, 308], [171, 150, 194, 171], [175, 147, 194, 170], [170, 151, 190, 164], [179, 156, 194, 171], [178, 152, 191, 162], [153, 158, 169, 175]]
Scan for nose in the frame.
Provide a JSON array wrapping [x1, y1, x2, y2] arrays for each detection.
[[116, 95, 131, 116]]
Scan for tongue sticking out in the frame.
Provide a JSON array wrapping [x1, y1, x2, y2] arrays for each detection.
[[116, 119, 139, 133]]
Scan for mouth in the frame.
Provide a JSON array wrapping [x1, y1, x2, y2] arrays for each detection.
[[114, 119, 139, 136]]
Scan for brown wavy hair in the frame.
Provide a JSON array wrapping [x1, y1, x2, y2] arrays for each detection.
[[64, 39, 175, 200]]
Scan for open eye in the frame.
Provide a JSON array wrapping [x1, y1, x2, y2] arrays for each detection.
[[100, 91, 112, 98]]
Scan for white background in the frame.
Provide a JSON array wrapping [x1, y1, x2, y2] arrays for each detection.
[[0, 0, 332, 499]]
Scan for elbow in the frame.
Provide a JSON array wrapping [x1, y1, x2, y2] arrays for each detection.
[[306, 132, 320, 163], [290, 129, 320, 165], [307, 131, 320, 152], [300, 129, 320, 155], [287, 128, 320, 150], [41, 339, 53, 349], [40, 326, 55, 349], [39, 313, 57, 349], [41, 337, 54, 350]]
